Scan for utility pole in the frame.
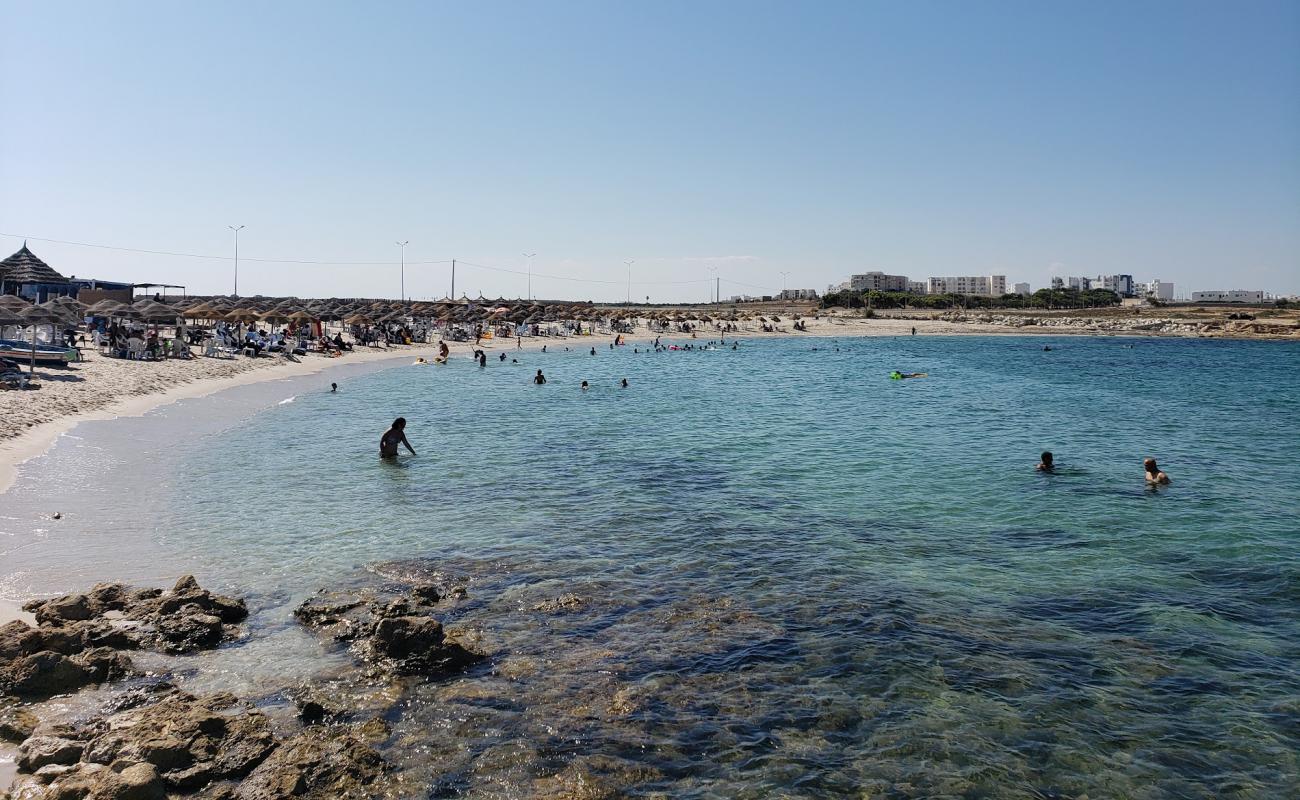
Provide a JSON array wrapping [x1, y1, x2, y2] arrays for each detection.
[[451, 259, 456, 301], [624, 259, 634, 304], [523, 252, 536, 300], [706, 265, 717, 303], [396, 241, 408, 300], [228, 225, 244, 296]]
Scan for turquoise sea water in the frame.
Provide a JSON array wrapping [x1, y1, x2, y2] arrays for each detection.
[[3, 335, 1298, 798]]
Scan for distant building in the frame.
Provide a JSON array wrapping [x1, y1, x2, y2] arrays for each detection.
[[778, 288, 819, 300], [1050, 277, 1064, 290], [1137, 279, 1174, 301], [1191, 290, 1266, 303], [849, 272, 910, 293], [1068, 276, 1092, 291], [728, 294, 762, 303], [925, 275, 1007, 297], [907, 281, 928, 294], [0, 243, 76, 302], [826, 282, 851, 294], [1013, 282, 1031, 296], [1094, 274, 1135, 297]]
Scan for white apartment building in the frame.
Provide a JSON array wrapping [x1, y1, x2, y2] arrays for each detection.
[[1137, 279, 1174, 301], [907, 281, 928, 294], [1068, 276, 1092, 291], [1094, 274, 1135, 297], [1191, 290, 1266, 303], [926, 275, 1007, 296], [849, 272, 910, 292], [1013, 282, 1031, 296]]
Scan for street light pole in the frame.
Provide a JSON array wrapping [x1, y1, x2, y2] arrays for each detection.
[[228, 225, 244, 296], [395, 241, 409, 301], [779, 271, 790, 299], [706, 265, 718, 303], [523, 252, 536, 300], [624, 259, 634, 304]]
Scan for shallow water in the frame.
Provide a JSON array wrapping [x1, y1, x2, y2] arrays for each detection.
[[3, 335, 1299, 797]]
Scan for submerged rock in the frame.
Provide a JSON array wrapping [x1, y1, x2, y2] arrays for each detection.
[[295, 586, 483, 678], [0, 702, 39, 743], [234, 728, 385, 800]]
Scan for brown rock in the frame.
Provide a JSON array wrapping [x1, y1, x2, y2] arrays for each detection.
[[17, 734, 85, 772], [235, 728, 384, 800], [0, 703, 39, 743]]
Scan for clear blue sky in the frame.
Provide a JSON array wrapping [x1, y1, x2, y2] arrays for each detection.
[[2, 0, 1297, 301]]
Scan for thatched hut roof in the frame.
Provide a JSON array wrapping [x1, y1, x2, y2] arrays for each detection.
[[0, 244, 71, 285]]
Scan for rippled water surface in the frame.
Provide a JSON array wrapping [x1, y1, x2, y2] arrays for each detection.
[[4, 335, 1299, 798]]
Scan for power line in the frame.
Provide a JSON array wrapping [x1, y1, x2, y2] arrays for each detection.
[[1, 231, 779, 292], [0, 232, 451, 266], [457, 260, 714, 287]]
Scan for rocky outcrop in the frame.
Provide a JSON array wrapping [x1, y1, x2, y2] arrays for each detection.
[[5, 686, 386, 800], [294, 585, 483, 678], [2, 577, 247, 699], [234, 729, 384, 800]]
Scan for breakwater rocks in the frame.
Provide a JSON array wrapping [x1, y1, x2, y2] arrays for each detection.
[[937, 311, 1300, 337], [2, 575, 483, 799]]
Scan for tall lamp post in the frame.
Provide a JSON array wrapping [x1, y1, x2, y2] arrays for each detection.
[[624, 259, 634, 304], [706, 265, 718, 303], [779, 271, 790, 300], [522, 252, 536, 301], [228, 225, 244, 296], [395, 241, 409, 300]]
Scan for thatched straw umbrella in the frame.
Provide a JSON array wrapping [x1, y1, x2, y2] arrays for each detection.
[[0, 295, 32, 313], [18, 303, 72, 373]]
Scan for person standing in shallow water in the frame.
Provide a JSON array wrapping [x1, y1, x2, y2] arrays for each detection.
[[1144, 458, 1171, 484], [534, 369, 546, 385], [330, 382, 337, 393], [1036, 451, 1054, 472], [380, 418, 415, 458]]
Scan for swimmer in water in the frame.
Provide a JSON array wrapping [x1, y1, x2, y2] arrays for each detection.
[[330, 383, 337, 393], [1036, 451, 1054, 472], [542, 345, 547, 353], [534, 369, 546, 385], [499, 352, 507, 362], [439, 341, 450, 360], [590, 347, 596, 356], [581, 380, 589, 390], [620, 378, 628, 388], [380, 417, 415, 458], [1144, 458, 1171, 485]]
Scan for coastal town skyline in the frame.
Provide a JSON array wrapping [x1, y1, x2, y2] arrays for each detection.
[[3, 1, 1297, 301]]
